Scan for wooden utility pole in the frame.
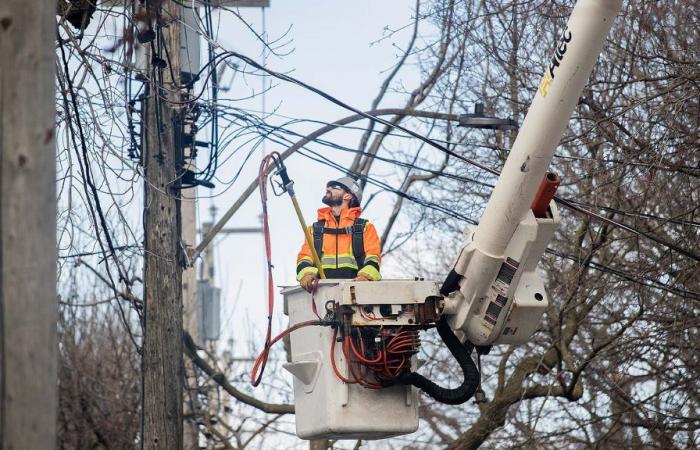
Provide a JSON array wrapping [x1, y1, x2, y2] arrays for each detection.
[[0, 0, 57, 448], [182, 193, 199, 449], [142, 1, 184, 449]]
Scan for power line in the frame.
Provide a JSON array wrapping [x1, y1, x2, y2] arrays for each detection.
[[561, 198, 700, 228], [59, 245, 142, 260], [546, 249, 700, 301], [554, 197, 700, 262], [210, 50, 700, 263], [209, 105, 695, 231], [297, 147, 478, 225], [212, 103, 700, 175]]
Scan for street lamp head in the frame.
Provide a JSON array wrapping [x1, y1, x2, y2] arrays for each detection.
[[458, 103, 519, 131]]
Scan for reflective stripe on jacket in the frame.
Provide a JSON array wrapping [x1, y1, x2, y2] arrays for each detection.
[[296, 207, 381, 281]]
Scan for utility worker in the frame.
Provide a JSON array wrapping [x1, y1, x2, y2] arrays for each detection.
[[297, 177, 381, 291]]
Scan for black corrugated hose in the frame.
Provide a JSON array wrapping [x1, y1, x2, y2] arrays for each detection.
[[398, 318, 480, 405]]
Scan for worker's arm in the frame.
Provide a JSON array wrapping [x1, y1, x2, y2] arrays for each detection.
[[296, 227, 318, 281], [357, 222, 381, 281]]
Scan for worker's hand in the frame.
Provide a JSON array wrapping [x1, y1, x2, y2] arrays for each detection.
[[300, 273, 318, 292], [353, 273, 372, 282]]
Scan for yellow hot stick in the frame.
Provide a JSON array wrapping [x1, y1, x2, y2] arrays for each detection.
[[290, 194, 326, 279]]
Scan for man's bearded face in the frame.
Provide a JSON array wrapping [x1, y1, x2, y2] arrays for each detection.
[[322, 185, 346, 207]]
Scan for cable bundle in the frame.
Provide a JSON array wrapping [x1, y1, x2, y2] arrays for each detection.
[[331, 327, 420, 389]]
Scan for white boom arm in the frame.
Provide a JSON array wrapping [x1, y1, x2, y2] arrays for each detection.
[[443, 0, 623, 345]]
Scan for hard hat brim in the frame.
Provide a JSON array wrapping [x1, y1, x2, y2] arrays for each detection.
[[327, 180, 351, 192]]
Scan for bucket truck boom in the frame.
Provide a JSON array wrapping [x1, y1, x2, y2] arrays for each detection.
[[441, 0, 623, 345], [279, 0, 623, 440]]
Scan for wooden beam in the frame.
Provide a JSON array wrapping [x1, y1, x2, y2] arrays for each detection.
[[0, 0, 57, 448]]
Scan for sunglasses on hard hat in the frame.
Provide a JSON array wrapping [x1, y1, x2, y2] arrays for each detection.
[[327, 183, 346, 191]]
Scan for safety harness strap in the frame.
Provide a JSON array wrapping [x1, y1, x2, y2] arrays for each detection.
[[311, 218, 367, 268], [319, 227, 353, 235], [351, 218, 366, 268], [312, 220, 325, 262]]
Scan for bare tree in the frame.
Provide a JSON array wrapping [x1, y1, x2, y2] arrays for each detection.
[[58, 305, 140, 449]]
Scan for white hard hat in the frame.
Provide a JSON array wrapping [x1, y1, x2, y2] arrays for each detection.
[[327, 176, 362, 204]]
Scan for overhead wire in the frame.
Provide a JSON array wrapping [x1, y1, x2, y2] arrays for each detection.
[[210, 102, 699, 177], [186, 94, 700, 275], [297, 147, 478, 225], [211, 104, 697, 238], [203, 49, 700, 264], [59, 245, 141, 260], [196, 1, 220, 184], [197, 112, 700, 288], [546, 249, 700, 301], [230, 118, 484, 223], [141, 25, 700, 291], [561, 198, 700, 228]]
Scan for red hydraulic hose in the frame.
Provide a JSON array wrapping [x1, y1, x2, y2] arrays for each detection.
[[330, 328, 356, 384]]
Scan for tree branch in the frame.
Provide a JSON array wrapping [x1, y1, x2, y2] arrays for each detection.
[[183, 332, 295, 415]]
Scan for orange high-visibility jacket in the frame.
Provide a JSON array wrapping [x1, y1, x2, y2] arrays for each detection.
[[296, 207, 381, 281]]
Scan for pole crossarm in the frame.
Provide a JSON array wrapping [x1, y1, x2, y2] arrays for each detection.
[[188, 108, 462, 264], [219, 227, 263, 234]]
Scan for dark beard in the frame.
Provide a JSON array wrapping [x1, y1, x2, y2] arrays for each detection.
[[322, 194, 342, 207]]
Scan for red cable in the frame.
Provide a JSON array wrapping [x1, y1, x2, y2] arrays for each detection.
[[349, 328, 396, 389], [310, 278, 321, 320], [358, 306, 381, 322], [251, 320, 325, 385], [251, 152, 283, 386], [343, 337, 364, 383], [349, 333, 383, 364], [343, 336, 382, 388], [330, 328, 356, 384]]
